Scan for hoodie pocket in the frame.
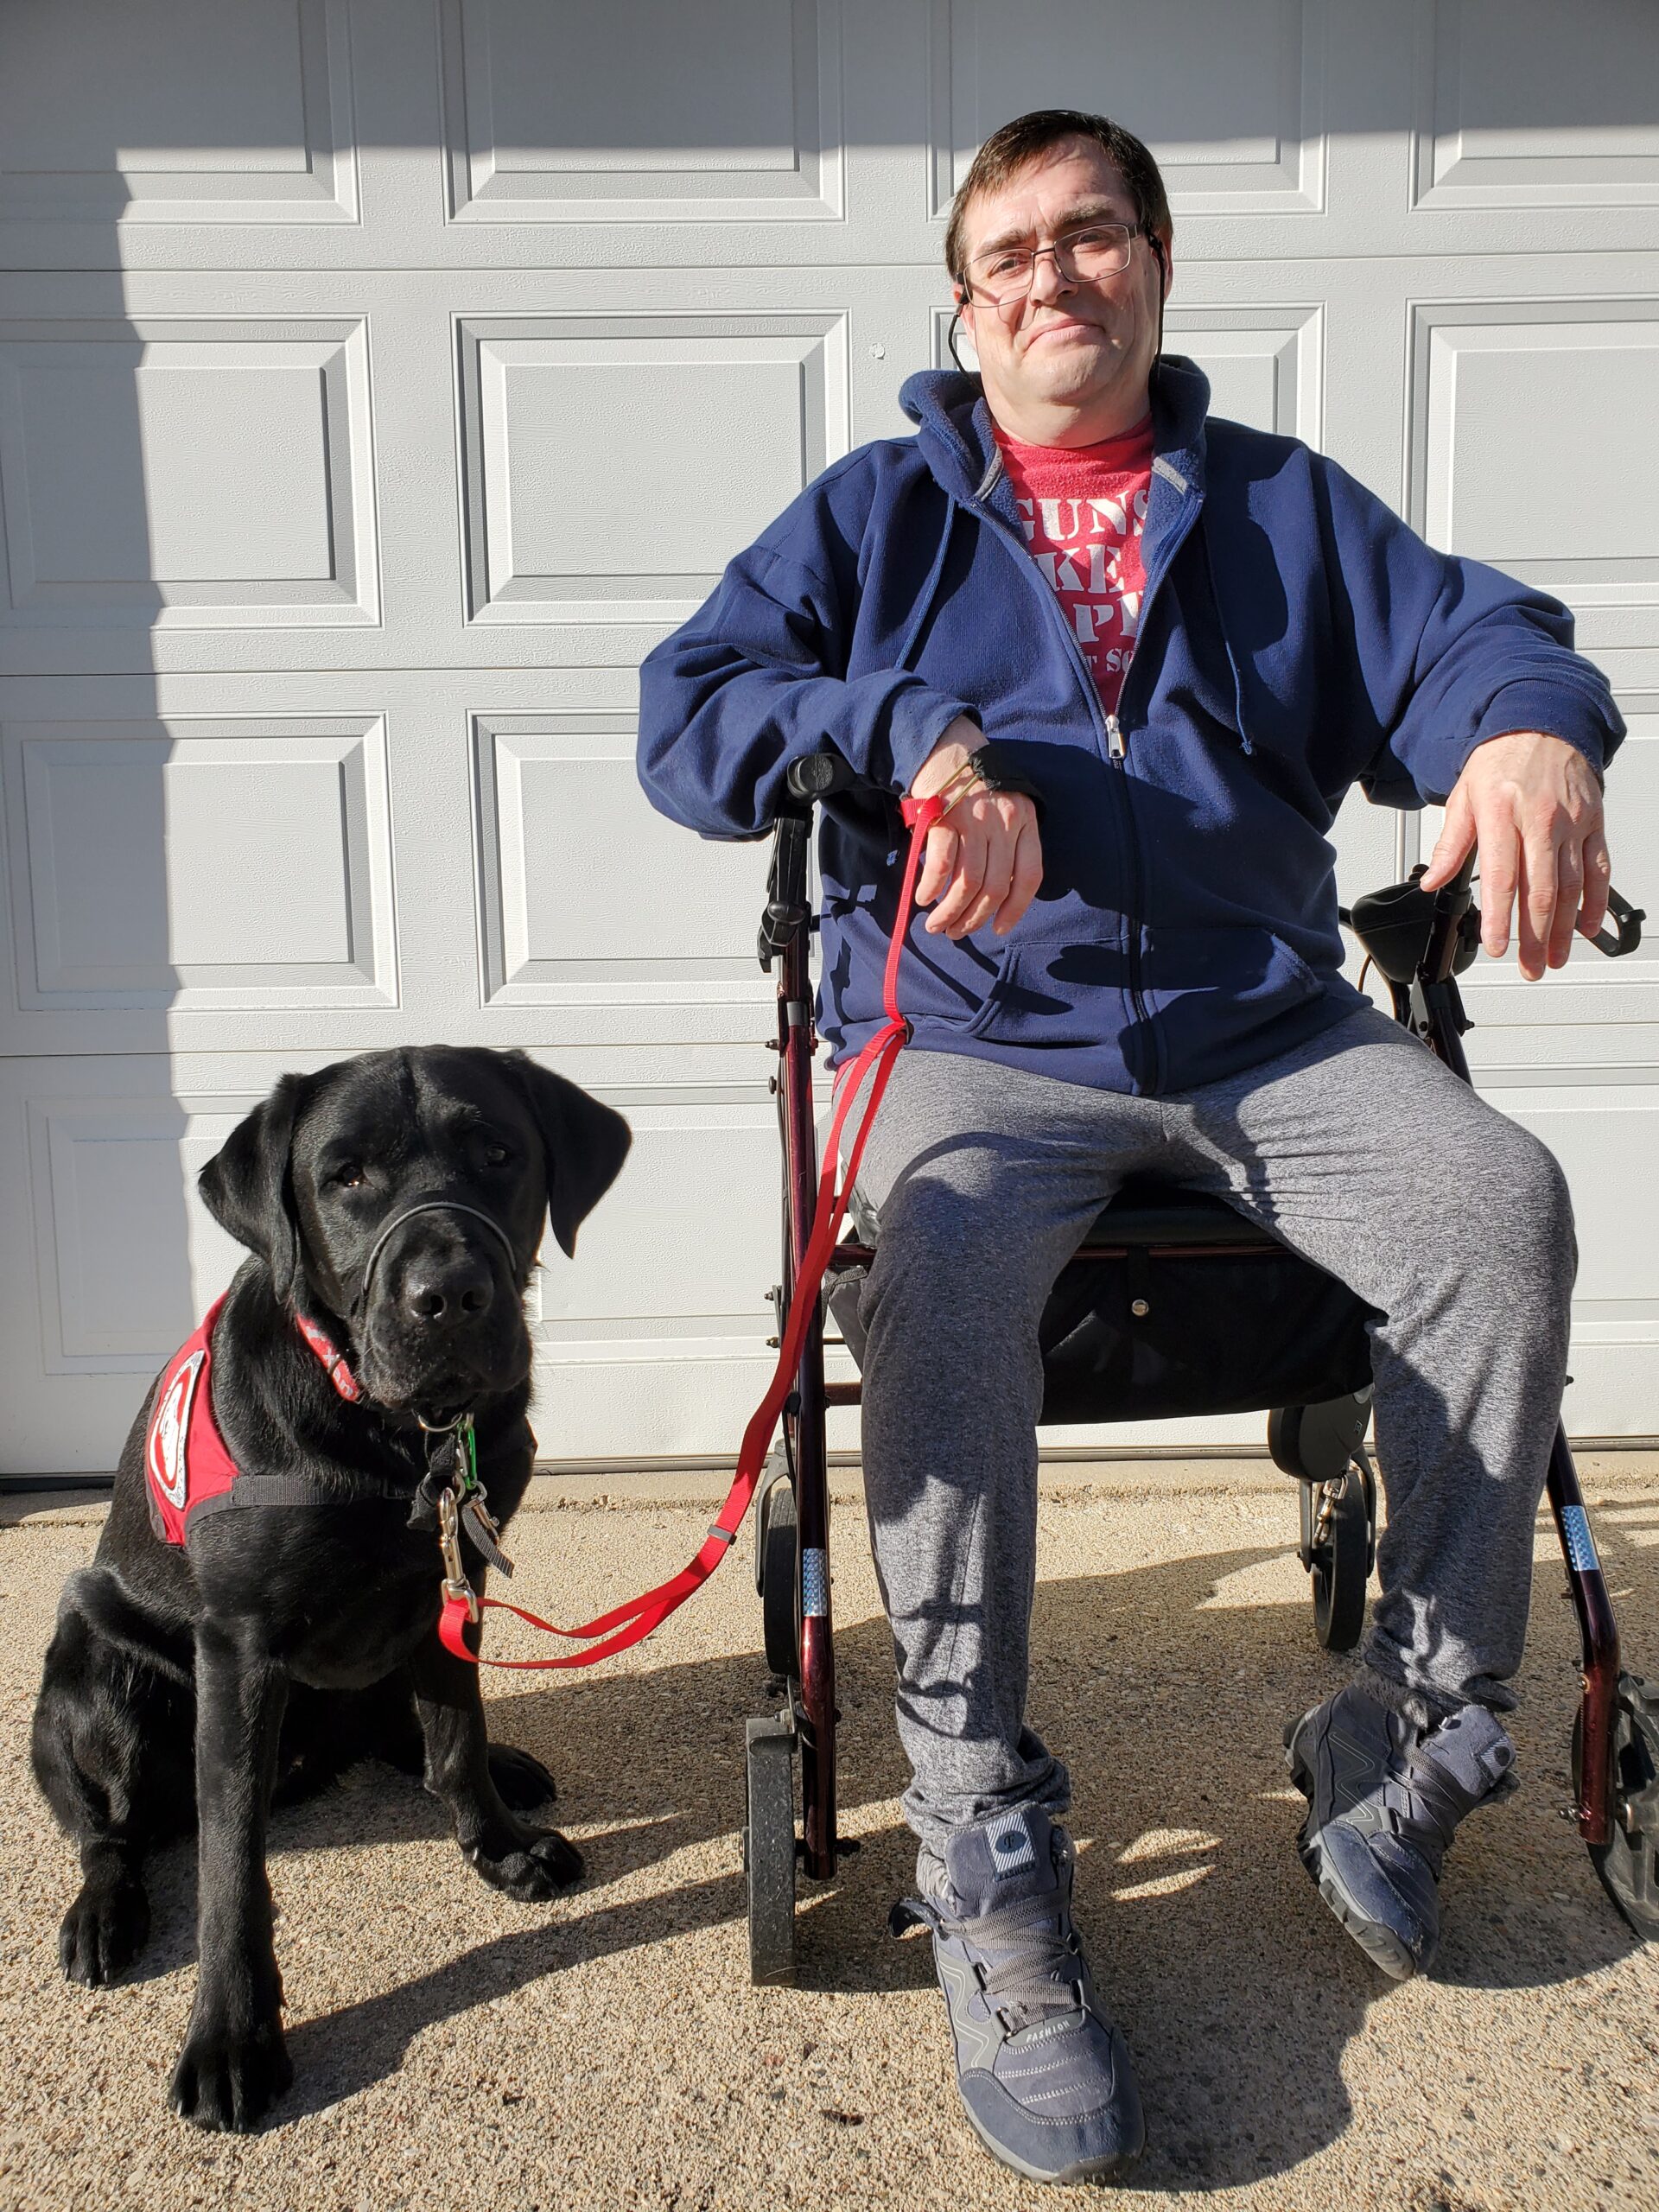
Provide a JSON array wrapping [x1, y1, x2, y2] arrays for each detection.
[[966, 926, 1324, 1064], [963, 937, 1134, 1046], [827, 902, 1009, 1036], [1137, 925, 1325, 1074]]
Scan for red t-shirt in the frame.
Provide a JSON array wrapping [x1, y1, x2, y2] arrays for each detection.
[[994, 416, 1154, 715]]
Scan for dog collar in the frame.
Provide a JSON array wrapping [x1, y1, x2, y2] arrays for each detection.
[[294, 1310, 362, 1403]]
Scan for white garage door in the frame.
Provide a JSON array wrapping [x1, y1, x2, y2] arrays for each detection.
[[3, 0, 1656, 1475]]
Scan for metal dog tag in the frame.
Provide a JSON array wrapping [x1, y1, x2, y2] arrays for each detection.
[[460, 1491, 515, 1578]]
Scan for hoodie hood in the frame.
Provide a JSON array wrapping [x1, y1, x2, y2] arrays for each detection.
[[896, 355, 1244, 745], [898, 353, 1213, 512]]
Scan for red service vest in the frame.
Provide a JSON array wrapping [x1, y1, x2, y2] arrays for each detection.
[[143, 1295, 237, 1545]]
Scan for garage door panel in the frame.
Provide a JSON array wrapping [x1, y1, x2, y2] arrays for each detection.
[[0, 1056, 282, 1469], [1411, 0, 1659, 213], [0, 270, 893, 676], [457, 315, 849, 627], [1498, 1084, 1659, 1434], [9, 3, 1656, 278], [439, 0, 845, 225], [473, 714, 770, 1011], [4, 716, 397, 1017], [26, 1090, 254, 1374], [0, 316, 378, 630], [931, 0, 1326, 219], [1458, 709, 1659, 1072], [526, 1089, 793, 1462], [0, 0, 359, 229], [1409, 300, 1659, 660]]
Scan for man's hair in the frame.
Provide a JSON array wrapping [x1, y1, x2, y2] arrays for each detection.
[[944, 108, 1173, 287]]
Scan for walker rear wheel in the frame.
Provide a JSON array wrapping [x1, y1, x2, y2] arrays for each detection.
[[1573, 1675, 1659, 1940], [744, 1715, 798, 1985], [754, 1449, 799, 1683], [1305, 1461, 1372, 1653]]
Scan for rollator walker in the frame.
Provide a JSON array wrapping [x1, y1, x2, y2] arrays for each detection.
[[741, 752, 1658, 1984]]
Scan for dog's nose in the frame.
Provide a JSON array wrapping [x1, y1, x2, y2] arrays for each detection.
[[401, 1252, 495, 1327]]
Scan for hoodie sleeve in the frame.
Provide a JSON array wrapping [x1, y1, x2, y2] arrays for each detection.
[[636, 463, 978, 840], [1309, 455, 1625, 808]]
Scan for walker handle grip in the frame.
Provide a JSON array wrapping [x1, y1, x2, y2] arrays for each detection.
[[784, 752, 857, 809]]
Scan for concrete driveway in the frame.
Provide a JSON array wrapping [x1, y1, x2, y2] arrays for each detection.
[[4, 1459, 1656, 2211]]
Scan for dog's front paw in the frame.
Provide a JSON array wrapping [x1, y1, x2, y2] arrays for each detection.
[[60, 1872, 149, 1986], [168, 2007, 292, 2133], [486, 1741, 557, 1810], [466, 1824, 585, 1901]]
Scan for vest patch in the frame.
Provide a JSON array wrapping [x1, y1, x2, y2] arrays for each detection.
[[147, 1350, 206, 1511], [143, 1296, 238, 1546]]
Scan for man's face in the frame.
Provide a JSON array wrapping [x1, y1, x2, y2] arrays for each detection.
[[956, 139, 1168, 432]]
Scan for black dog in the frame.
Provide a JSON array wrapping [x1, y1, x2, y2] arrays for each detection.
[[31, 1046, 631, 2132]]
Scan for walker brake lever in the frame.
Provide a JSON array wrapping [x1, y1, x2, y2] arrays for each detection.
[[1590, 887, 1644, 958]]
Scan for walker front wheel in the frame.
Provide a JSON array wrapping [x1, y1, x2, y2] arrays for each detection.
[[1573, 1675, 1659, 1940]]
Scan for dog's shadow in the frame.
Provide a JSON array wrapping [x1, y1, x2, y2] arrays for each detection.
[[137, 1516, 1650, 2186]]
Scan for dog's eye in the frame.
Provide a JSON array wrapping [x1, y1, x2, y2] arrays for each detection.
[[482, 1144, 509, 1167], [332, 1161, 365, 1189]]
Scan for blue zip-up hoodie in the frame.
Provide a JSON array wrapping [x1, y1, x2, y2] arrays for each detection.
[[638, 358, 1624, 1095]]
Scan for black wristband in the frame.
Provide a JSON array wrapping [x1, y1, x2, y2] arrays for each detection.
[[968, 742, 1043, 817]]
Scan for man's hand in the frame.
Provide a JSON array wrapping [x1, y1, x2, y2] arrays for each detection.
[[1420, 729, 1611, 981], [909, 719, 1043, 938]]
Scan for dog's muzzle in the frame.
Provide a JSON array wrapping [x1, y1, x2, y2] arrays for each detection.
[[352, 1198, 519, 1319]]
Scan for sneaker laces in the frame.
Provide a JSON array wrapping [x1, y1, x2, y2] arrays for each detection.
[[910, 1886, 1089, 2031]]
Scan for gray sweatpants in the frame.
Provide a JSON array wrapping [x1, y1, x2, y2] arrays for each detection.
[[845, 1006, 1575, 1845]]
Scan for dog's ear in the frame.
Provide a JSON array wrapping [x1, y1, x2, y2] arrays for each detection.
[[504, 1055, 631, 1258], [198, 1073, 308, 1302]]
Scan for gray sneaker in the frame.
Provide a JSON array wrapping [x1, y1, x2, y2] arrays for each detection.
[[890, 1805, 1145, 2185], [1285, 1681, 1517, 1979]]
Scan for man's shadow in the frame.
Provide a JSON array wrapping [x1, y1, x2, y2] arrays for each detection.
[[125, 1516, 1650, 2178]]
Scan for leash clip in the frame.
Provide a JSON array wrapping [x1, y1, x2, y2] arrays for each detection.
[[436, 1486, 480, 1624]]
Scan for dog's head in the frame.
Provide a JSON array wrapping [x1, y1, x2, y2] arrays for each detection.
[[199, 1047, 631, 1420]]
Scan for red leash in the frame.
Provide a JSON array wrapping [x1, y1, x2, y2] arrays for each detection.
[[438, 790, 946, 1669]]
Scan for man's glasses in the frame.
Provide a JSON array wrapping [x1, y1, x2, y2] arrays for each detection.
[[960, 221, 1146, 307]]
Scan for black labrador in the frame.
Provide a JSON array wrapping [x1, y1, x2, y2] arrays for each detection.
[[31, 1046, 631, 2132]]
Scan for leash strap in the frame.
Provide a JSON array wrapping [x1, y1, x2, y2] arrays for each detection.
[[439, 791, 946, 1669]]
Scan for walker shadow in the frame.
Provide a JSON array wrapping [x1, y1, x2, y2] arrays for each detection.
[[238, 1509, 1655, 2177]]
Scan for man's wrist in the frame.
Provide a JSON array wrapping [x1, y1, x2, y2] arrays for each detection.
[[928, 758, 988, 814], [895, 708, 981, 798], [1476, 726, 1605, 795]]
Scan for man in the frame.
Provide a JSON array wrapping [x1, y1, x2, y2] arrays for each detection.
[[636, 111, 1623, 2187]]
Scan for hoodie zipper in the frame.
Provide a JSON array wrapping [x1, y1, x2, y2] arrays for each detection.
[[1104, 501, 1211, 1084], [1100, 700, 1147, 1052], [969, 474, 1199, 1089]]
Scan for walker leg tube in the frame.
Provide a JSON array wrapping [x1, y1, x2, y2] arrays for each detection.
[[1547, 1424, 1620, 1846], [778, 928, 837, 1884], [792, 1298, 836, 1880]]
